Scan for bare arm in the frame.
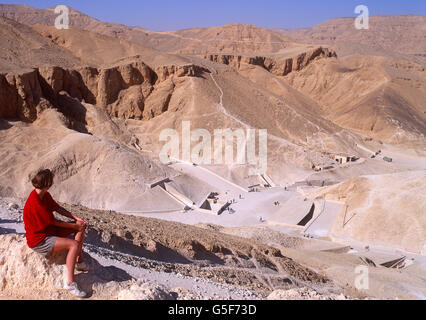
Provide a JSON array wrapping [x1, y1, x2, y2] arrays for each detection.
[[56, 206, 78, 221], [55, 206, 88, 229], [51, 219, 81, 231]]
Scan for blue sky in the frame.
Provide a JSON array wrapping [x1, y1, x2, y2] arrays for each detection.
[[2, 0, 425, 30]]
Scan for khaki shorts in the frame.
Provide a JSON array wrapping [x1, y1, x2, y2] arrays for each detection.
[[32, 236, 57, 257]]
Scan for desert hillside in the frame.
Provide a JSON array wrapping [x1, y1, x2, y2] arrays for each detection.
[[285, 54, 426, 146], [0, 17, 81, 72], [276, 15, 426, 60], [1, 15, 370, 205], [309, 171, 426, 253], [0, 4, 425, 301]]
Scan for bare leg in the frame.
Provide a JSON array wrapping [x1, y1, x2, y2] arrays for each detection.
[[74, 225, 87, 264], [51, 237, 79, 286]]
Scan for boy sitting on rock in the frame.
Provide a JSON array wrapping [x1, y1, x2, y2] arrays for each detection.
[[23, 169, 91, 298]]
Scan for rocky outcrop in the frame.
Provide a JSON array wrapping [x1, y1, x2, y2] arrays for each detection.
[[204, 47, 337, 76], [0, 60, 210, 122], [0, 234, 183, 300], [154, 64, 208, 82], [0, 70, 53, 122], [0, 234, 65, 295]]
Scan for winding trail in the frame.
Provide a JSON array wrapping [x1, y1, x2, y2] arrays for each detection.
[[209, 71, 301, 151], [209, 73, 224, 107], [209, 72, 250, 168], [210, 72, 249, 129]]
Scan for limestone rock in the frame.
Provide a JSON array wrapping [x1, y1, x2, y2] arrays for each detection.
[[0, 69, 43, 122], [0, 59, 208, 123], [117, 279, 174, 300], [108, 85, 146, 119], [0, 234, 65, 293], [204, 47, 337, 77], [0, 234, 174, 300], [268, 288, 347, 300], [154, 65, 209, 82]]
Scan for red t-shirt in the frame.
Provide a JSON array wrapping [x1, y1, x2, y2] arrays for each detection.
[[23, 190, 61, 248]]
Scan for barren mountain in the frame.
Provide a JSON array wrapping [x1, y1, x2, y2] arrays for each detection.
[[32, 25, 186, 68], [0, 4, 295, 55], [0, 6, 423, 191], [0, 3, 149, 33], [2, 5, 425, 58], [160, 23, 294, 54], [276, 15, 426, 59], [0, 16, 370, 197], [0, 17, 81, 72], [284, 54, 426, 146]]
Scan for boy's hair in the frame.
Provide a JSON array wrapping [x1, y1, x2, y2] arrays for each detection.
[[31, 169, 54, 189]]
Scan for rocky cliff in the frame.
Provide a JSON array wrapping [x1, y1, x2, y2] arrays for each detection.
[[0, 60, 210, 122], [0, 69, 47, 122], [204, 47, 337, 76]]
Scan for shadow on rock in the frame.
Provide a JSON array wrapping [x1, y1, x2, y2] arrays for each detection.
[[0, 119, 13, 130], [0, 226, 17, 235], [47, 250, 133, 298]]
